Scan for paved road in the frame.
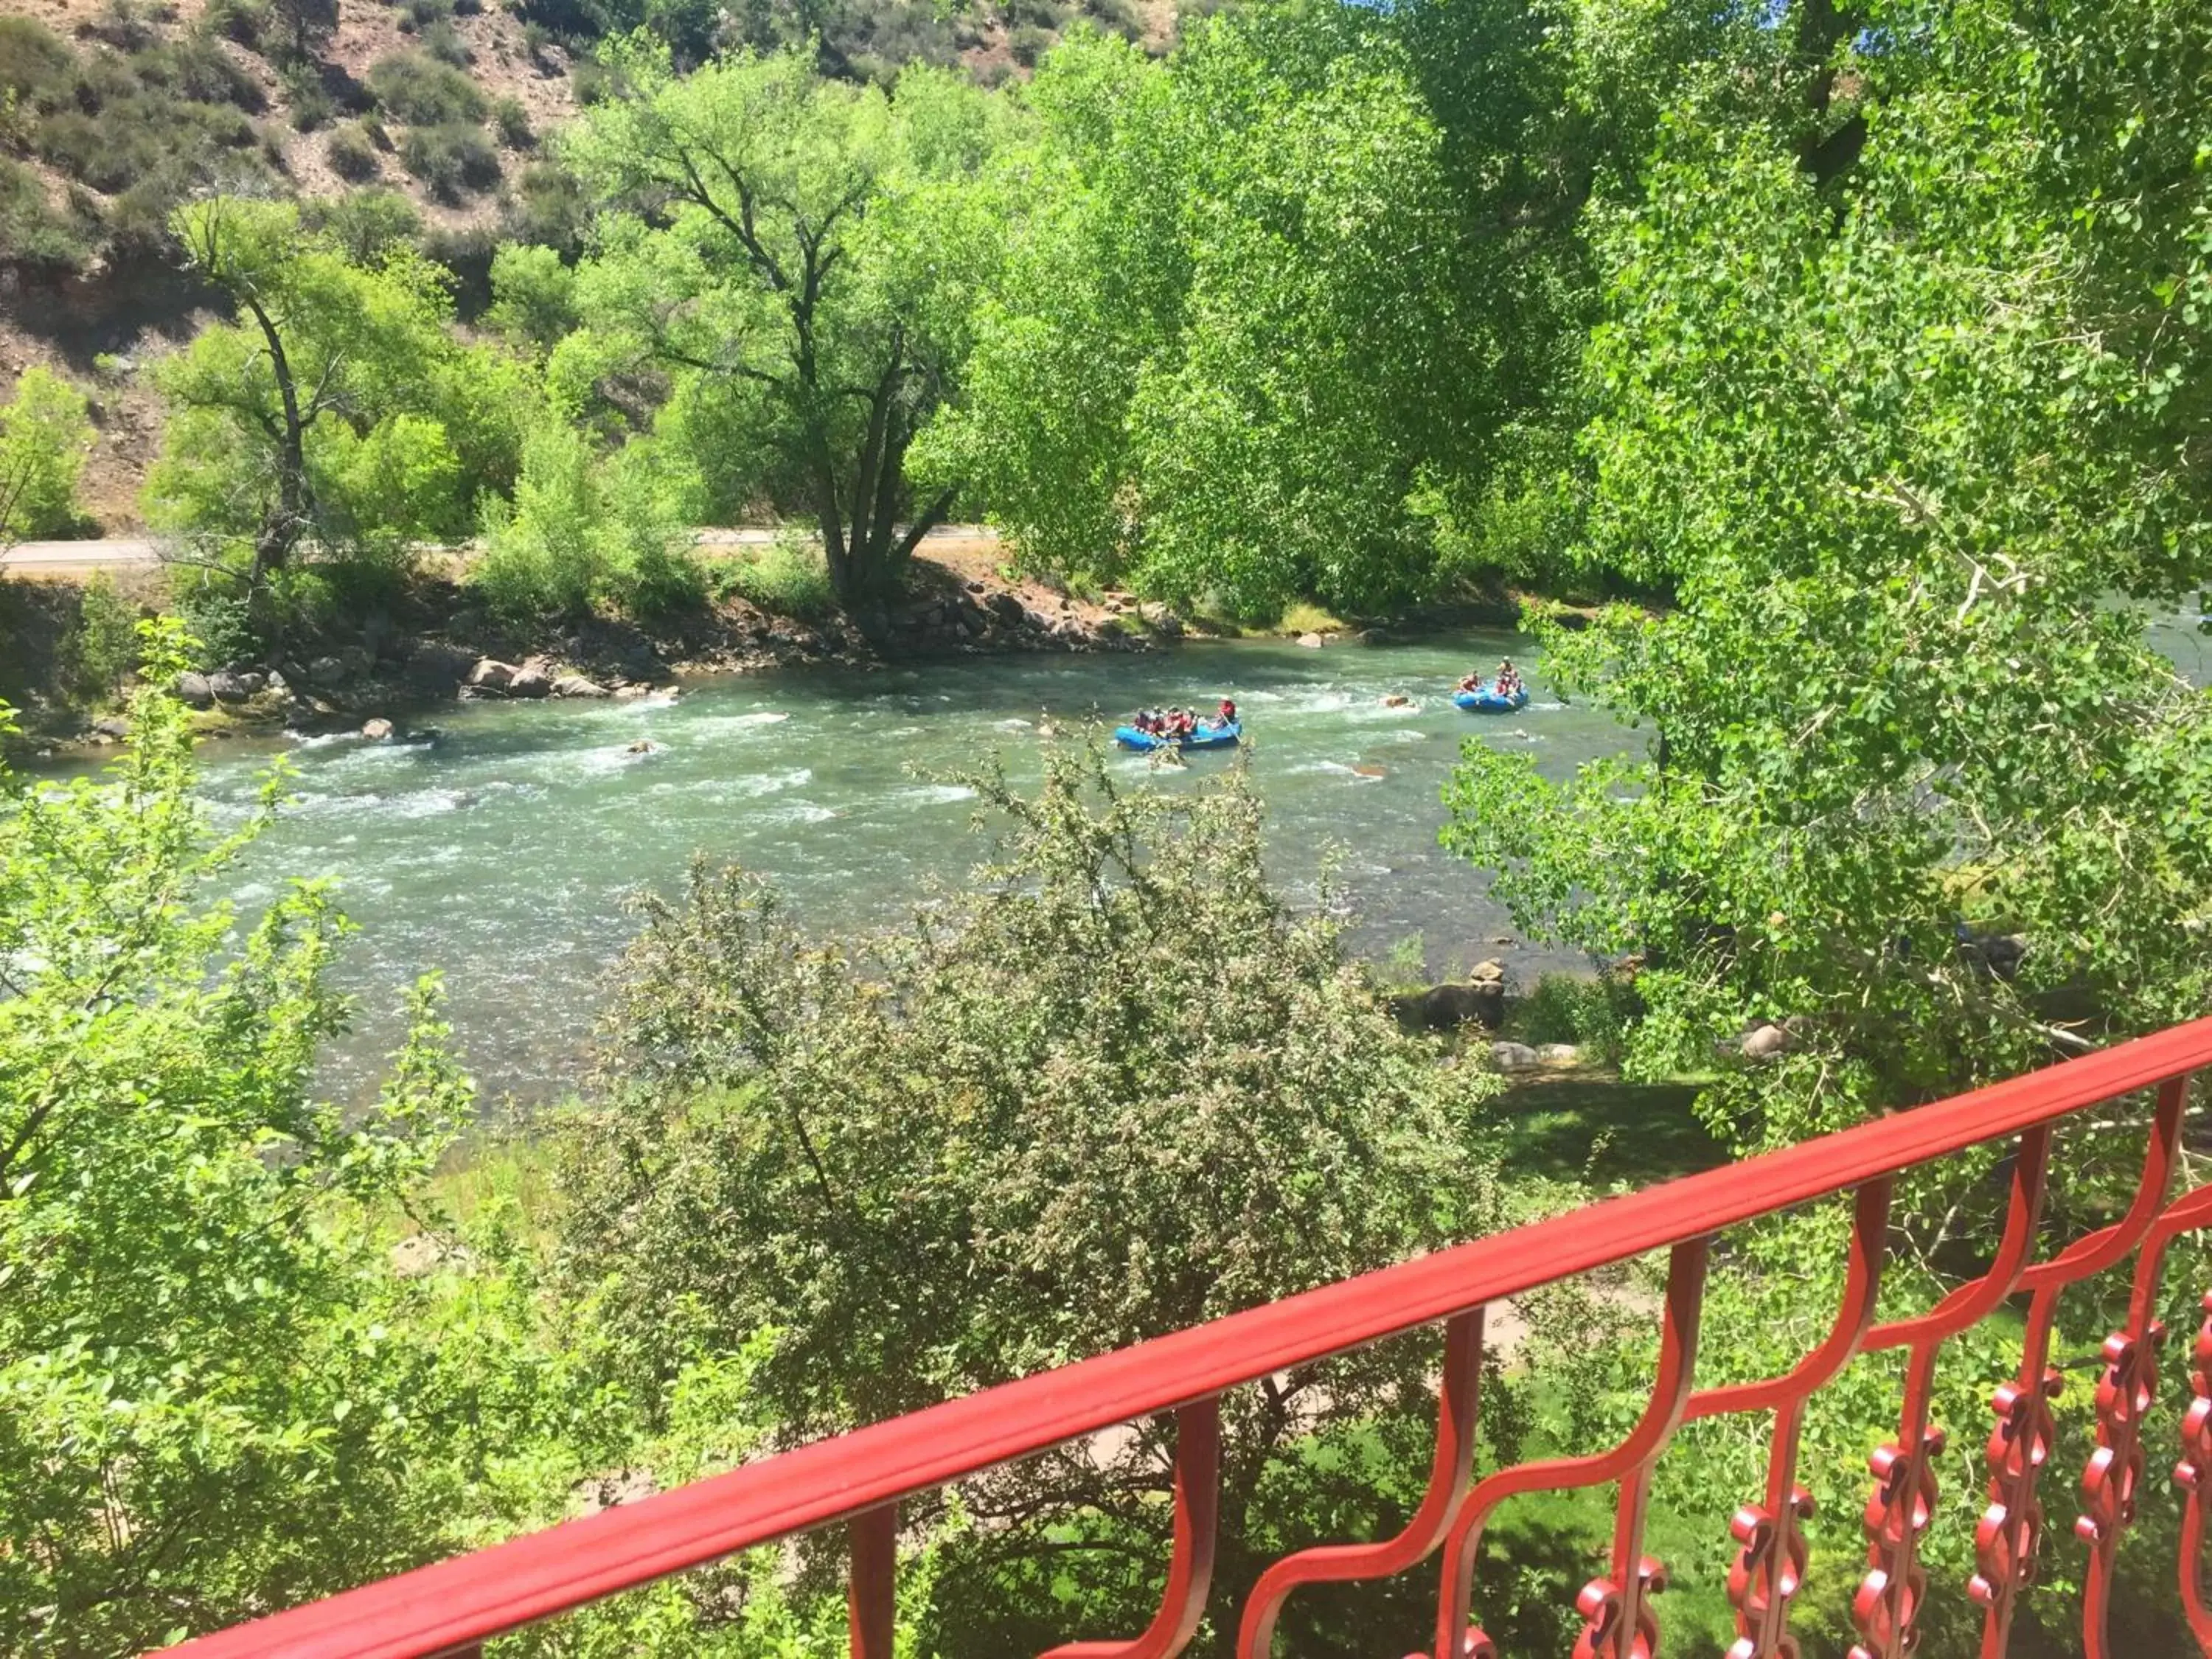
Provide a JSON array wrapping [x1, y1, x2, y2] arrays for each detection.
[[0, 524, 998, 577]]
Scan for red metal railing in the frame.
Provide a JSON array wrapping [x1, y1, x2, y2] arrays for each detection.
[[173, 1017, 2212, 1659]]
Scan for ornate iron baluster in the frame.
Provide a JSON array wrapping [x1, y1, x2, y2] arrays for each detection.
[[1043, 1399, 1221, 1659], [1697, 1180, 1894, 1659], [2177, 1289, 2212, 1653], [1968, 1343, 2060, 1654], [1236, 1312, 1484, 1659], [1851, 1124, 2055, 1659], [1574, 1462, 1667, 1659], [1431, 1239, 1711, 1659]]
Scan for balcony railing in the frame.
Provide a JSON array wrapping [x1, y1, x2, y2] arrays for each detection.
[[172, 1016, 2212, 1659]]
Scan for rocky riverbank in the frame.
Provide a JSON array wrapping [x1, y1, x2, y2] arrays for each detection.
[[7, 543, 1166, 757]]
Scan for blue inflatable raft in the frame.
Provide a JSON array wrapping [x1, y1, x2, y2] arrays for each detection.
[[1114, 720, 1242, 752], [1453, 684, 1529, 714]]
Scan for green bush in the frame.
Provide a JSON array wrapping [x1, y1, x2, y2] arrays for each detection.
[[325, 119, 381, 179], [1512, 971, 1638, 1062], [559, 750, 1500, 1654], [486, 241, 576, 349], [396, 0, 454, 26], [64, 573, 139, 704], [0, 367, 93, 544], [0, 16, 78, 111], [399, 120, 499, 199], [283, 60, 335, 129], [490, 92, 532, 147], [366, 50, 486, 124], [302, 186, 420, 260], [203, 0, 269, 46], [717, 529, 835, 621], [82, 0, 159, 51], [420, 18, 470, 65], [1007, 22, 1052, 65], [0, 159, 92, 274], [170, 567, 264, 669]]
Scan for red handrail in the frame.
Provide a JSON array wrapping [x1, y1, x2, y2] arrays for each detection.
[[169, 1015, 2212, 1659]]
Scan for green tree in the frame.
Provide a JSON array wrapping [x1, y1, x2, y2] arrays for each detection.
[[1441, 4, 2212, 1152], [0, 366, 93, 545], [555, 747, 1503, 1655], [149, 198, 532, 594], [557, 47, 1015, 621], [916, 10, 1587, 621], [0, 623, 507, 1654]]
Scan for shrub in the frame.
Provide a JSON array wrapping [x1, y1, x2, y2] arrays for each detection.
[[170, 567, 264, 668], [473, 423, 608, 622], [396, 0, 453, 26], [490, 92, 531, 147], [502, 157, 587, 252], [485, 242, 575, 348], [0, 367, 94, 545], [0, 16, 79, 111], [399, 119, 499, 199], [366, 49, 486, 124], [420, 18, 470, 65], [1512, 970, 1638, 1062], [718, 529, 835, 621], [203, 0, 268, 46], [325, 118, 380, 179], [559, 751, 1500, 1654], [1007, 22, 1052, 65], [283, 60, 334, 128], [80, 0, 160, 52], [65, 572, 139, 703], [302, 186, 420, 260], [0, 159, 92, 275]]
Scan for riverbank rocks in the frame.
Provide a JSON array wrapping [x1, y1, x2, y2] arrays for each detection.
[[467, 658, 516, 691], [1296, 631, 1325, 648], [552, 673, 611, 699], [209, 669, 261, 703], [1739, 1023, 1792, 1062], [1489, 1040, 1541, 1071], [307, 655, 349, 687], [1537, 1043, 1583, 1065], [1391, 979, 1504, 1030], [175, 670, 214, 708], [508, 658, 554, 698]]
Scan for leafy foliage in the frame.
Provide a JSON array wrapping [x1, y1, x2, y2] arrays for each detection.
[[148, 198, 533, 590], [557, 46, 1016, 611], [0, 366, 93, 546], [0, 625, 491, 1652], [557, 747, 1503, 1653]]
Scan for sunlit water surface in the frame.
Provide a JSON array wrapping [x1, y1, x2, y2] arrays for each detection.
[[54, 615, 2212, 1104]]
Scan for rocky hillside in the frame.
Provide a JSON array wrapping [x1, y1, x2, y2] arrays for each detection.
[[0, 0, 1177, 529]]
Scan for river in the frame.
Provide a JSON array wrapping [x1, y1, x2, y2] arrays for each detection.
[[139, 631, 1633, 1102]]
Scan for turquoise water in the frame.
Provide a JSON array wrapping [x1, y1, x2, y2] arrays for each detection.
[[146, 633, 1632, 1101]]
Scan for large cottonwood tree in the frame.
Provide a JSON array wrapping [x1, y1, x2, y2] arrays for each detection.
[[559, 48, 1014, 619]]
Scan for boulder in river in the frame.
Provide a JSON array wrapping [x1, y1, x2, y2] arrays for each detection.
[[1382, 694, 1411, 708], [175, 671, 214, 709], [361, 717, 394, 741], [467, 658, 517, 690], [552, 674, 611, 699], [1296, 632, 1325, 649]]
